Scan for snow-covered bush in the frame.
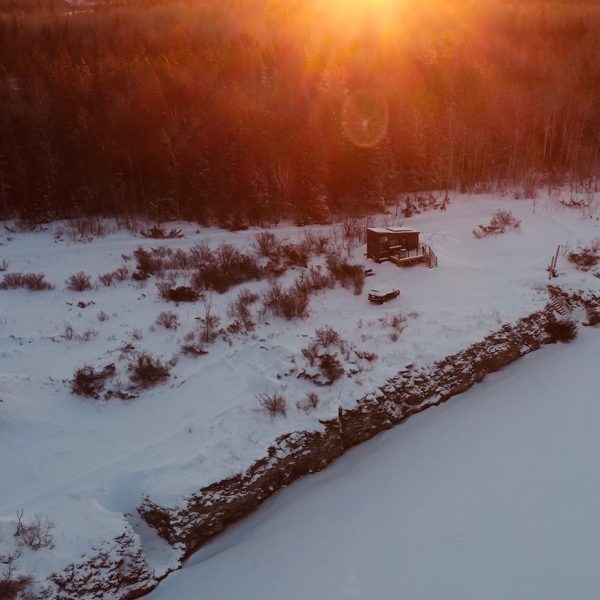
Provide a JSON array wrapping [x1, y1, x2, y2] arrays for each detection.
[[66, 271, 92, 292]]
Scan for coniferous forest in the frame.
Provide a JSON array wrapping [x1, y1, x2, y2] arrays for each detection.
[[1, 0, 600, 225]]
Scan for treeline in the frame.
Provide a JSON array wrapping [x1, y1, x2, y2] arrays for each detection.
[[1, 0, 600, 225]]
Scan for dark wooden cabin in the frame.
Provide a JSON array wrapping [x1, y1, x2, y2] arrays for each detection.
[[366, 227, 420, 261]]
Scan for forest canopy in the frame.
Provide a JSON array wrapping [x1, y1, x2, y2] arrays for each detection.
[[1, 0, 600, 225]]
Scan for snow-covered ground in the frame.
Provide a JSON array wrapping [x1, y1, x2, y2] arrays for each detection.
[[147, 327, 600, 600], [1, 191, 599, 591]]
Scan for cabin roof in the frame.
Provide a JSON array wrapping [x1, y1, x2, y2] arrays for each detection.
[[367, 227, 419, 235]]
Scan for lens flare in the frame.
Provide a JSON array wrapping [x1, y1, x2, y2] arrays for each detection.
[[341, 89, 389, 148]]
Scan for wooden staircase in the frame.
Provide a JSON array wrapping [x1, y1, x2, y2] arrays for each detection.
[[549, 296, 571, 316], [422, 244, 438, 268]]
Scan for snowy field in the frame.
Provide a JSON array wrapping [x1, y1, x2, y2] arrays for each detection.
[[1, 191, 600, 590], [147, 328, 600, 600]]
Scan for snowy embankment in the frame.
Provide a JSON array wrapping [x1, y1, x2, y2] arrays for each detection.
[[146, 326, 600, 600], [1, 192, 599, 597]]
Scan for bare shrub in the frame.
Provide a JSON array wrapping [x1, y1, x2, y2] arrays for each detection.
[[14, 510, 54, 550], [71, 364, 115, 398], [227, 288, 259, 332], [319, 353, 344, 383], [63, 323, 75, 341], [263, 280, 310, 320], [133, 247, 162, 276], [155, 310, 179, 330], [67, 216, 112, 241], [198, 294, 221, 343], [98, 272, 114, 287], [158, 282, 200, 302], [113, 266, 130, 282], [301, 340, 320, 366], [303, 230, 330, 254], [257, 392, 287, 417], [253, 231, 281, 258], [66, 271, 92, 292], [474, 209, 521, 238], [326, 254, 365, 294], [296, 391, 320, 411], [0, 561, 33, 600], [128, 351, 171, 388], [315, 325, 340, 348], [567, 241, 600, 271], [194, 244, 262, 293], [131, 328, 143, 341], [544, 318, 577, 343], [97, 310, 109, 322], [140, 224, 184, 239], [0, 272, 54, 291], [297, 267, 334, 293], [281, 241, 310, 267]]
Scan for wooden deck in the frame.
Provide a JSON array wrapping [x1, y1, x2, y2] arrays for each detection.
[[385, 244, 438, 268]]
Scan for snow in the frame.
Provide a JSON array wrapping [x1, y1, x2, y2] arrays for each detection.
[[146, 328, 600, 600], [1, 191, 600, 590]]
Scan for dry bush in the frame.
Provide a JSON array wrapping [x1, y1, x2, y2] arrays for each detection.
[[302, 230, 330, 254], [194, 243, 262, 293], [296, 391, 320, 411], [326, 254, 365, 294], [66, 271, 92, 292], [301, 340, 320, 366], [97, 310, 109, 322], [227, 288, 259, 332], [253, 231, 281, 258], [157, 283, 200, 303], [297, 267, 334, 293], [567, 240, 600, 271], [257, 392, 287, 417], [140, 224, 184, 239], [155, 310, 179, 329], [128, 351, 171, 388], [0, 272, 54, 291], [70, 364, 115, 398], [0, 550, 34, 600], [263, 280, 310, 320], [474, 209, 521, 238], [281, 241, 310, 267], [67, 216, 113, 241], [133, 247, 163, 276], [98, 272, 114, 287], [315, 325, 341, 348], [544, 318, 577, 343], [113, 266, 129, 281], [319, 353, 344, 383], [14, 510, 54, 550]]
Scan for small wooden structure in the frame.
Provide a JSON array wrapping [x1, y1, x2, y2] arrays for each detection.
[[366, 227, 438, 268]]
